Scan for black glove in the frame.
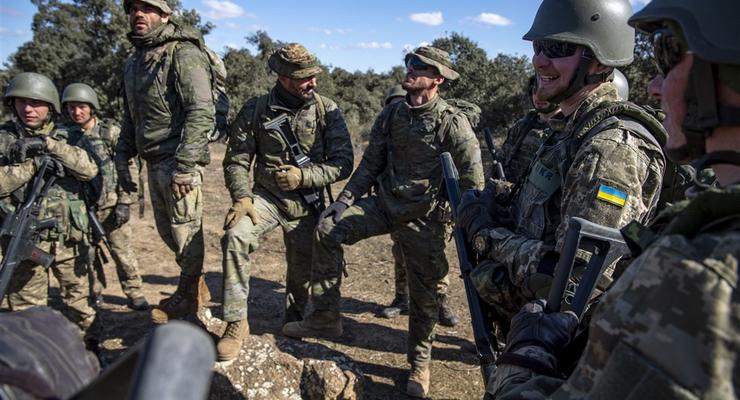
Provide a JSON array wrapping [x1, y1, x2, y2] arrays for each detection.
[[319, 200, 349, 223], [505, 300, 578, 354], [112, 204, 131, 228], [456, 186, 498, 242], [8, 137, 47, 164], [33, 156, 65, 178]]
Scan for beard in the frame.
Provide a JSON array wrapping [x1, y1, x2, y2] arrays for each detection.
[[402, 77, 434, 94]]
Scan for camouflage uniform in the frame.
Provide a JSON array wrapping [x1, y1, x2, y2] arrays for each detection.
[[308, 91, 484, 364], [78, 119, 143, 300], [470, 84, 666, 319], [0, 120, 99, 327], [500, 111, 549, 185], [488, 185, 740, 399], [115, 19, 214, 319], [222, 83, 353, 324]]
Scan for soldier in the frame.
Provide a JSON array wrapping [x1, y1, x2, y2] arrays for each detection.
[[499, 76, 559, 185], [115, 0, 215, 323], [458, 0, 666, 323], [380, 85, 459, 327], [216, 43, 353, 362], [487, 0, 740, 397], [62, 83, 149, 311], [0, 72, 99, 330], [283, 46, 485, 398]]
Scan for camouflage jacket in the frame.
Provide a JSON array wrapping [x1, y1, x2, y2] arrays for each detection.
[[478, 83, 666, 295], [82, 118, 138, 210], [116, 21, 214, 176], [341, 94, 484, 222], [0, 120, 98, 245], [224, 86, 353, 219], [501, 110, 549, 184], [489, 184, 740, 399]]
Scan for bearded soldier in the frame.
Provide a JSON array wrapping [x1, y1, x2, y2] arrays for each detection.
[[62, 83, 148, 311], [115, 0, 215, 323], [0, 72, 99, 330], [488, 0, 740, 397], [283, 46, 485, 398], [216, 43, 353, 362]]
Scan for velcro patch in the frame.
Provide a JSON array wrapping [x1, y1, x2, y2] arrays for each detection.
[[597, 184, 628, 207]]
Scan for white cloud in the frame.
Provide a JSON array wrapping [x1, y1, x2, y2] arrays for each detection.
[[223, 22, 265, 31], [409, 11, 443, 26], [403, 41, 431, 53], [307, 27, 351, 35], [356, 41, 393, 49], [201, 0, 251, 19], [472, 13, 512, 26]]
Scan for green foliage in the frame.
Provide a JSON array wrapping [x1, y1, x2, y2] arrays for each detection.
[[622, 32, 658, 108]]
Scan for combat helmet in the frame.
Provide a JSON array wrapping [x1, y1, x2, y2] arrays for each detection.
[[4, 72, 61, 113], [62, 83, 100, 110], [384, 85, 406, 106], [613, 69, 629, 101], [524, 0, 634, 102], [630, 0, 740, 165]]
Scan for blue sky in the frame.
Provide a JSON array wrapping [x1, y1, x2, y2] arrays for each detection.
[[1, 0, 652, 72]]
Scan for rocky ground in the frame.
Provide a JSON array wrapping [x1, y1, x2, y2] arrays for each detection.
[[87, 143, 488, 399]]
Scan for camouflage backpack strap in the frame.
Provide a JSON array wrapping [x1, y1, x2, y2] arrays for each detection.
[[250, 93, 271, 135], [313, 93, 327, 132], [436, 98, 481, 146]]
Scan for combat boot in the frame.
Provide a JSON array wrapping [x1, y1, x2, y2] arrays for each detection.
[[281, 310, 342, 339], [128, 295, 150, 311], [380, 293, 409, 319], [406, 362, 430, 398], [437, 293, 459, 327], [198, 275, 211, 305], [216, 320, 250, 361], [151, 274, 199, 324]]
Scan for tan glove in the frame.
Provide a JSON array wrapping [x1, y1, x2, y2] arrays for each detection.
[[223, 197, 259, 230], [171, 170, 200, 200], [275, 165, 302, 191]]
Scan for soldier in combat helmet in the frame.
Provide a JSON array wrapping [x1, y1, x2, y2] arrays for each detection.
[[487, 0, 740, 397], [62, 83, 149, 311], [0, 72, 99, 330]]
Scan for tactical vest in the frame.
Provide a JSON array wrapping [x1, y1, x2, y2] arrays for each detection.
[[84, 119, 120, 209]]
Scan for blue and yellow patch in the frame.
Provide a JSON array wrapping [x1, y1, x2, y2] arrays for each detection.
[[596, 184, 628, 207]]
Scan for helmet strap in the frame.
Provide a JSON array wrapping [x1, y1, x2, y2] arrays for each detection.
[[549, 50, 612, 104]]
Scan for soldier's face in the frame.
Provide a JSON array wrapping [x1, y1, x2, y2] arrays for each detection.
[[656, 52, 692, 159], [128, 1, 169, 35], [531, 90, 552, 113], [66, 102, 93, 126], [279, 76, 317, 101], [532, 45, 583, 102], [14, 98, 50, 129], [403, 62, 443, 93]]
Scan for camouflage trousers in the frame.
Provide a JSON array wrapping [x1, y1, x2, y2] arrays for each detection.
[[147, 159, 204, 277], [311, 196, 450, 365], [222, 191, 317, 323], [390, 231, 449, 297], [5, 240, 95, 326], [83, 206, 144, 300]]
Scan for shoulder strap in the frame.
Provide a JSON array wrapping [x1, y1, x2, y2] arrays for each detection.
[[314, 94, 327, 131], [251, 94, 270, 133]]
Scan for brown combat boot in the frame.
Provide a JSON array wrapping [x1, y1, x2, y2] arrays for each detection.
[[406, 362, 430, 398], [281, 310, 342, 339], [216, 320, 250, 361], [151, 274, 199, 324]]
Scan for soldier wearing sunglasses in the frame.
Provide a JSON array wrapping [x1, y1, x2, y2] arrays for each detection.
[[482, 0, 740, 398], [459, 0, 666, 328]]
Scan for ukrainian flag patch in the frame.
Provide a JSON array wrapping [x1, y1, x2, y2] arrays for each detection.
[[596, 184, 628, 207]]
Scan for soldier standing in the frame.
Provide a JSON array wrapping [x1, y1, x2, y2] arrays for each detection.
[[283, 46, 485, 398], [217, 43, 353, 362], [115, 0, 215, 323], [0, 72, 99, 330], [458, 0, 666, 322], [380, 85, 460, 328], [62, 83, 149, 311], [488, 0, 740, 397]]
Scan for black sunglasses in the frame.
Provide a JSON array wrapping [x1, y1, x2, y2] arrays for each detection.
[[532, 40, 579, 59], [651, 28, 687, 76], [406, 56, 434, 72]]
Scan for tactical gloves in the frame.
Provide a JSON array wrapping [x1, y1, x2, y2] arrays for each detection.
[[171, 170, 200, 200], [275, 165, 302, 191], [113, 204, 131, 228], [456, 186, 498, 242], [504, 300, 578, 354], [320, 198, 350, 223], [223, 197, 259, 230], [8, 136, 47, 164]]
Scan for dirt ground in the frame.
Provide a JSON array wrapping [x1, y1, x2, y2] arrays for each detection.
[[93, 143, 487, 399]]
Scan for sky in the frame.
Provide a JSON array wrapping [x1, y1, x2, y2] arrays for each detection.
[[0, 0, 653, 73]]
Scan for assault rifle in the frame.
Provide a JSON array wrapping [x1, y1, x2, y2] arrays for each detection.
[[83, 184, 111, 289], [263, 114, 325, 213], [440, 152, 498, 383], [483, 128, 506, 181], [0, 157, 59, 298], [545, 217, 630, 318]]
